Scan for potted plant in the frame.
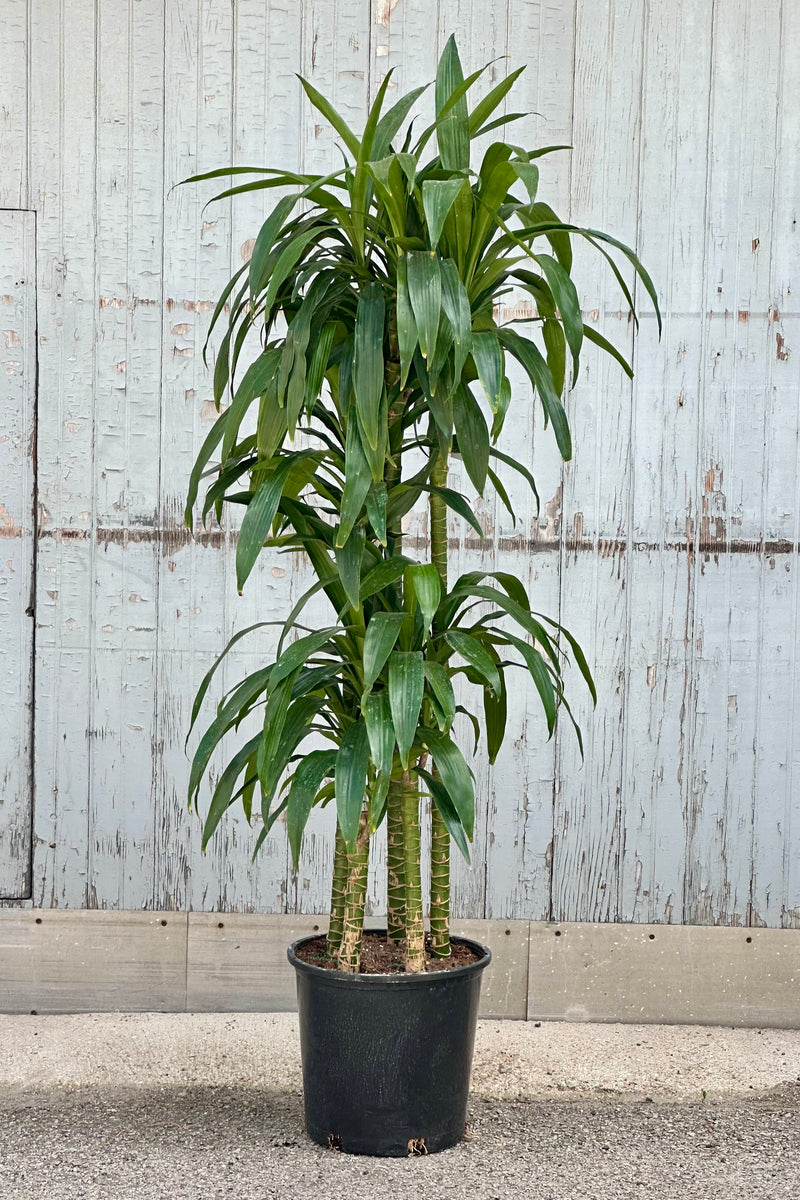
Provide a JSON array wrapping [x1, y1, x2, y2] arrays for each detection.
[[184, 37, 659, 1157]]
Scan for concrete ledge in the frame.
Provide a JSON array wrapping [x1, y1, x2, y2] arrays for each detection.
[[528, 921, 799, 1028], [1, 910, 797, 1026]]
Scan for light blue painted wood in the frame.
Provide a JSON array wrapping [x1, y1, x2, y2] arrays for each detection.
[[0, 0, 796, 927]]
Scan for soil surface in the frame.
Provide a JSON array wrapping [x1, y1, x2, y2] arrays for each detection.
[[295, 932, 482, 974]]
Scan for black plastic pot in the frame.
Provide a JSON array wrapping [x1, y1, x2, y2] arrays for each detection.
[[288, 933, 491, 1157]]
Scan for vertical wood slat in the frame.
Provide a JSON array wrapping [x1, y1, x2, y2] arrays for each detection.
[[0, 211, 36, 898], [684, 0, 786, 927], [551, 0, 646, 923], [28, 0, 98, 908], [620, 0, 715, 925]]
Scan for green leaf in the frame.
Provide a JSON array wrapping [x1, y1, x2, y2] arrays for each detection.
[[512, 160, 539, 205], [188, 666, 273, 807], [447, 582, 560, 672], [439, 259, 472, 379], [186, 620, 276, 745], [422, 178, 468, 251], [489, 446, 540, 510], [368, 772, 391, 833], [468, 65, 525, 134], [471, 331, 503, 411], [484, 672, 507, 764], [388, 650, 425, 770], [185, 408, 229, 527], [353, 283, 385, 452], [201, 734, 261, 850], [260, 226, 323, 322], [287, 749, 337, 869], [373, 84, 430, 158], [542, 318, 566, 396], [304, 321, 336, 412], [533, 253, 583, 381], [523, 201, 572, 271], [426, 484, 484, 540], [363, 690, 396, 777], [223, 348, 282, 461], [336, 417, 371, 547], [297, 75, 360, 159], [405, 562, 441, 635], [256, 673, 298, 810], [335, 719, 370, 847], [420, 727, 475, 839], [445, 629, 501, 693], [270, 627, 340, 689], [396, 254, 418, 389], [453, 384, 489, 493], [435, 35, 470, 171], [363, 612, 406, 692], [502, 630, 557, 735], [213, 328, 231, 405], [249, 194, 298, 296], [423, 661, 456, 731], [583, 324, 634, 378], [236, 455, 300, 592], [334, 526, 365, 613], [406, 250, 441, 363], [491, 376, 511, 441], [359, 554, 413, 602], [498, 327, 572, 460], [417, 766, 470, 863], [365, 481, 387, 545], [487, 465, 516, 526]]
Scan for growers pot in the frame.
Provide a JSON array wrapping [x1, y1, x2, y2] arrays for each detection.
[[288, 933, 491, 1156]]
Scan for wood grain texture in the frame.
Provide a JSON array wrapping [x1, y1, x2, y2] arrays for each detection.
[[0, 909, 188, 1013], [527, 920, 800, 1027], [0, 211, 36, 898], [0, 0, 796, 929]]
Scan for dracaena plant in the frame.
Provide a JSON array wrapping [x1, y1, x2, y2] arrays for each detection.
[[184, 37, 660, 973]]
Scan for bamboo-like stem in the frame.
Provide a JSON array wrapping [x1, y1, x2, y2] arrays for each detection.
[[401, 772, 426, 972], [429, 791, 451, 957], [334, 812, 370, 972], [327, 825, 348, 955], [386, 779, 406, 941], [428, 452, 451, 956]]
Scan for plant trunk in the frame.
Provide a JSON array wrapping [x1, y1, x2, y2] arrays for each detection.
[[327, 824, 348, 955], [429, 791, 451, 957], [401, 773, 426, 972], [386, 779, 406, 941], [334, 812, 370, 972], [428, 452, 451, 956]]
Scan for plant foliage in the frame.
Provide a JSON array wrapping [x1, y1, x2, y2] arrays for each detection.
[[184, 37, 659, 971]]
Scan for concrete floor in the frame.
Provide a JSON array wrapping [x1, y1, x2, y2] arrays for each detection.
[[0, 1014, 797, 1200]]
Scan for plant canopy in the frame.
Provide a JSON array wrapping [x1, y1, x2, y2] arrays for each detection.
[[184, 37, 660, 972]]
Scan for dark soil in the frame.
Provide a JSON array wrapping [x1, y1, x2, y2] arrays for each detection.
[[295, 932, 482, 975]]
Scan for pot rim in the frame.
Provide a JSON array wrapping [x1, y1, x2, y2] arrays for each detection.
[[287, 930, 492, 987]]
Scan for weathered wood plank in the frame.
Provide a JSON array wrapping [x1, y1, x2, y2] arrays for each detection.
[[484, 0, 576, 923], [0, 910, 187, 1013], [0, 0, 28, 208], [684, 0, 785, 926], [620, 1, 714, 923], [528, 920, 799, 1028], [552, 0, 645, 923], [0, 210, 36, 899], [27, 0, 98, 908], [87, 0, 165, 909]]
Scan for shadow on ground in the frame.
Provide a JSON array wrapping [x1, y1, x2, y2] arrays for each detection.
[[1, 1082, 797, 1200]]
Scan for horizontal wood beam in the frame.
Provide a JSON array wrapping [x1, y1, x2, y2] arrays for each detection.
[[0, 912, 796, 1027]]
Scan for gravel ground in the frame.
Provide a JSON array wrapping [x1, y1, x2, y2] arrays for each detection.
[[0, 1014, 797, 1200]]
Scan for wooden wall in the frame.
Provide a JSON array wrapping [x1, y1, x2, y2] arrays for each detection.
[[0, 0, 797, 927]]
